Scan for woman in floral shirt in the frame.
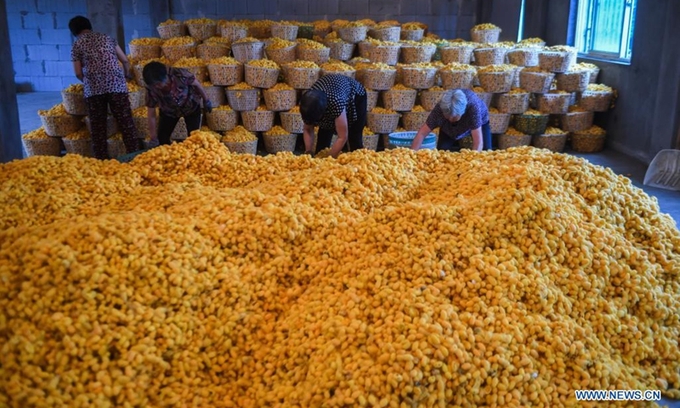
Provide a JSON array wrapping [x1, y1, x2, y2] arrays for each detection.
[[142, 61, 212, 146], [411, 89, 491, 151], [69, 16, 139, 159]]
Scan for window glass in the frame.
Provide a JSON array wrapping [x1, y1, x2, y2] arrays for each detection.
[[575, 0, 637, 63]]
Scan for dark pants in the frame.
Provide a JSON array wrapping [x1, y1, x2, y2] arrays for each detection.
[[157, 108, 203, 146], [86, 92, 139, 160], [438, 121, 492, 151], [315, 93, 367, 153]]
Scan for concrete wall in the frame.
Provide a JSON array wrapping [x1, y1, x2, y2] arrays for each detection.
[[524, 0, 680, 163], [1, 0, 24, 162], [7, 0, 486, 92]]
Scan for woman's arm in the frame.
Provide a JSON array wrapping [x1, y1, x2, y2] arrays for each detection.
[[330, 109, 349, 158], [191, 78, 212, 111], [303, 124, 316, 154], [72, 61, 84, 81], [147, 107, 158, 143], [410, 122, 434, 150], [114, 45, 133, 80], [470, 126, 483, 151]]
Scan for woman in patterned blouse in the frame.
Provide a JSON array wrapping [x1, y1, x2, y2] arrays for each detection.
[[410, 89, 491, 151], [69, 16, 139, 159], [299, 74, 367, 158], [142, 61, 212, 146]]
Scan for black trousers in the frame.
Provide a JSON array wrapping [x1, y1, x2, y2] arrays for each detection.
[[315, 93, 367, 153], [86, 93, 139, 159], [157, 108, 203, 145]]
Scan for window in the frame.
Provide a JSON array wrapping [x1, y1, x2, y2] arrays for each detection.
[[574, 0, 637, 63]]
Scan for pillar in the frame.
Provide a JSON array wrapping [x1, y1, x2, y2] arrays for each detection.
[[0, 0, 24, 162]]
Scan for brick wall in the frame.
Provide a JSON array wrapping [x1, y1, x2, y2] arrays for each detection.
[[9, 0, 482, 92], [8, 0, 87, 91], [169, 0, 478, 39]]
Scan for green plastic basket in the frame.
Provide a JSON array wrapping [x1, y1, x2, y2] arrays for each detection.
[[297, 25, 314, 39], [115, 148, 151, 163], [513, 114, 549, 135]]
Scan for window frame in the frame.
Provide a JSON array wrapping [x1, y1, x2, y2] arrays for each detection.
[[574, 0, 637, 65]]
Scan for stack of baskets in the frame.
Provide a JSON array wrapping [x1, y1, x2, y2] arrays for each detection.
[[402, 106, 430, 131], [482, 44, 613, 152], [488, 108, 511, 135], [129, 38, 164, 61], [420, 87, 448, 111], [365, 89, 379, 111], [498, 127, 532, 150], [62, 129, 95, 157], [21, 127, 62, 157], [296, 39, 331, 65], [400, 64, 437, 90], [265, 39, 297, 66], [263, 125, 298, 154], [320, 61, 356, 79], [222, 125, 258, 155], [439, 63, 476, 89], [206, 106, 239, 132], [381, 85, 417, 112], [570, 125, 607, 153], [359, 64, 397, 90], [367, 108, 400, 135], [106, 134, 128, 158], [160, 36, 197, 62], [337, 24, 369, 44], [280, 107, 305, 134], [219, 22, 248, 43], [226, 83, 261, 112], [244, 59, 281, 89], [368, 42, 401, 66], [39, 103, 84, 139], [284, 61, 321, 89], [470, 24, 502, 44], [440, 43, 475, 64], [157, 19, 187, 39], [271, 23, 298, 41], [507, 47, 539, 67], [61, 85, 87, 116], [112, 17, 619, 156], [512, 111, 550, 137], [207, 57, 243, 86], [326, 39, 356, 61], [532, 127, 569, 153], [242, 106, 275, 132], [196, 39, 230, 61], [400, 22, 425, 41], [232, 38, 265, 63], [473, 45, 508, 67], [400, 42, 436, 64], [263, 84, 297, 112], [185, 18, 217, 41]]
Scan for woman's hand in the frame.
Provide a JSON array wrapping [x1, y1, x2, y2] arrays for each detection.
[[470, 127, 483, 151], [330, 110, 349, 158], [411, 123, 433, 150], [302, 124, 316, 154], [203, 100, 213, 113]]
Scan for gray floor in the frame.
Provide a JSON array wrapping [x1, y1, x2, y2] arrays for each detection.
[[13, 91, 680, 406]]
